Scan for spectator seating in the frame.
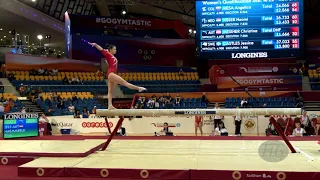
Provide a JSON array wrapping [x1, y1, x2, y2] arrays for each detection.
[[0, 93, 24, 114], [135, 97, 207, 109], [36, 92, 106, 116], [0, 82, 4, 93], [9, 71, 107, 94], [308, 67, 320, 90], [119, 72, 201, 94], [225, 97, 296, 108], [8, 71, 104, 81]]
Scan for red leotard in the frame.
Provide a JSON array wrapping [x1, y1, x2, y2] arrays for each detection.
[[101, 50, 118, 78], [195, 116, 202, 125]]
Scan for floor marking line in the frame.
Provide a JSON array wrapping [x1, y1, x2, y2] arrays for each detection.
[[294, 146, 314, 161]]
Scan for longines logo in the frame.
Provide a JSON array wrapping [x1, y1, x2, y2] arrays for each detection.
[[231, 52, 268, 59]]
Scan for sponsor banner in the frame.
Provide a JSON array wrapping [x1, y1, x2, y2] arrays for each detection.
[[69, 15, 188, 39], [5, 53, 99, 72], [209, 63, 300, 83], [47, 115, 273, 135], [217, 75, 302, 91]]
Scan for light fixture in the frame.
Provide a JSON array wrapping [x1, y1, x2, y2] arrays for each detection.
[[0, 28, 2, 31], [37, 35, 43, 40], [0, 39, 2, 41], [3, 36, 6, 38], [121, 10, 126, 15], [193, 30, 196, 34], [32, 0, 36, 2], [32, 43, 34, 45], [189, 29, 192, 33]]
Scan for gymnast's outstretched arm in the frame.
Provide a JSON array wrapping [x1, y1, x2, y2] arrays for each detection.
[[88, 42, 104, 51]]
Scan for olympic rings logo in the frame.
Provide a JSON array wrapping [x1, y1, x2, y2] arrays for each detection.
[[82, 122, 113, 128]]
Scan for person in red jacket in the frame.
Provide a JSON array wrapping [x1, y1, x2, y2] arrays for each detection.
[[88, 42, 147, 109]]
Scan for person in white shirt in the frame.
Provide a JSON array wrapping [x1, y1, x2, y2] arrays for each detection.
[[233, 107, 242, 136], [213, 103, 223, 129], [292, 122, 306, 137], [68, 103, 75, 113], [240, 98, 248, 108], [52, 68, 58, 76], [147, 99, 155, 108], [20, 107, 26, 113], [300, 110, 310, 134], [38, 68, 45, 75], [0, 103, 4, 113], [214, 122, 228, 136]]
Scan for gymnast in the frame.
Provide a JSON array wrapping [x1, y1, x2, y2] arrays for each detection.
[[88, 42, 147, 110]]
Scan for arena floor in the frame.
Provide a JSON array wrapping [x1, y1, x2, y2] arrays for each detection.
[[1, 138, 318, 180]]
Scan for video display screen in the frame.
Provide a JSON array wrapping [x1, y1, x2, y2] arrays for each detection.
[[3, 113, 39, 139], [195, 0, 304, 59]]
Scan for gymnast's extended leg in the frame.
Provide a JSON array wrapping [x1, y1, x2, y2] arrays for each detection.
[[107, 80, 116, 109], [108, 73, 146, 92]]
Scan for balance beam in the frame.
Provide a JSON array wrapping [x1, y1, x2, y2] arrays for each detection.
[[96, 108, 301, 117]]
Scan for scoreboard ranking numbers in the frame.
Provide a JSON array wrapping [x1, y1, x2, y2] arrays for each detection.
[[196, 0, 304, 59]]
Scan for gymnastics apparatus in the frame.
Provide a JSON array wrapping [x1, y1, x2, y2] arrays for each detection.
[[97, 108, 302, 153]]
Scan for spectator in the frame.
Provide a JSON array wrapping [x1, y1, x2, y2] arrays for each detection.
[[43, 68, 49, 76], [30, 68, 37, 76], [158, 93, 165, 104], [82, 107, 90, 118], [134, 97, 144, 109], [178, 69, 184, 76], [78, 78, 84, 85], [68, 78, 73, 84], [8, 98, 14, 108], [19, 84, 26, 96], [39, 113, 52, 135], [175, 94, 181, 105], [300, 110, 310, 134], [147, 98, 155, 109], [0, 103, 4, 114], [165, 93, 172, 104], [71, 77, 79, 84], [38, 67, 45, 75], [57, 100, 64, 109], [92, 106, 97, 114], [213, 103, 223, 129], [7, 72, 15, 82], [96, 69, 103, 77], [46, 107, 54, 116], [313, 117, 320, 136], [51, 68, 58, 76], [68, 103, 75, 113], [292, 122, 305, 137], [72, 94, 78, 103], [4, 103, 10, 113], [201, 92, 207, 104], [241, 98, 248, 108], [151, 94, 157, 101], [26, 85, 31, 96], [156, 122, 172, 136], [63, 77, 69, 85], [74, 110, 81, 118], [20, 107, 26, 113], [213, 122, 228, 136]]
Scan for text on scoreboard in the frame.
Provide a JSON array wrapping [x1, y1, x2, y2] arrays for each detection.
[[195, 0, 304, 59], [3, 113, 39, 139]]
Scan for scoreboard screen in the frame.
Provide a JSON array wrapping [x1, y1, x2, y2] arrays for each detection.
[[3, 113, 39, 139], [195, 0, 304, 59]]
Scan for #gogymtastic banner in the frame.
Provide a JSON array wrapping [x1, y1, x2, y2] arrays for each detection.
[[217, 75, 302, 92]]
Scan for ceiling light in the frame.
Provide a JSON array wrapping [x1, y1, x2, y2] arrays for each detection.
[[3, 36, 6, 38], [17, 34, 19, 35], [0, 28, 2, 31], [32, 44, 34, 45], [37, 35, 43, 40], [193, 30, 196, 34], [189, 29, 192, 33], [0, 39, 2, 41]]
